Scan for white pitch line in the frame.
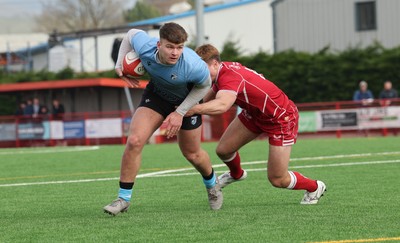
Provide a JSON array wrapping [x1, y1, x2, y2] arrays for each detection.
[[0, 146, 100, 155], [237, 151, 400, 167], [1, 158, 399, 187], [0, 177, 119, 187], [148, 159, 400, 178]]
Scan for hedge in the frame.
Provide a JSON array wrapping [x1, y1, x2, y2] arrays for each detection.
[[1, 42, 399, 115]]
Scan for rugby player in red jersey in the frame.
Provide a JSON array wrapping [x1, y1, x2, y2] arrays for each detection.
[[187, 44, 326, 204]]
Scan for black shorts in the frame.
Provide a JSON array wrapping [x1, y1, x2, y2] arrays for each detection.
[[138, 88, 202, 130]]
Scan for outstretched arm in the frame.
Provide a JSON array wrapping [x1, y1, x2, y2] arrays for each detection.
[[186, 90, 237, 116], [175, 76, 212, 116], [164, 76, 212, 138]]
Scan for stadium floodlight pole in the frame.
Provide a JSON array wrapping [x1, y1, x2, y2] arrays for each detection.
[[195, 0, 205, 47]]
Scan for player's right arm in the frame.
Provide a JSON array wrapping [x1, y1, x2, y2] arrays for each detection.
[[115, 29, 145, 87], [115, 29, 144, 70]]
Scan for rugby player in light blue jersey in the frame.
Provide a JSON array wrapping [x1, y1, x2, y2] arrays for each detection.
[[103, 22, 223, 216]]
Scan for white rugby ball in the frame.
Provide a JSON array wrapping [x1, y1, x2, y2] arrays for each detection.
[[122, 50, 146, 77]]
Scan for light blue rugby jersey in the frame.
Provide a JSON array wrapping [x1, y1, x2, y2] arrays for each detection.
[[131, 31, 210, 105]]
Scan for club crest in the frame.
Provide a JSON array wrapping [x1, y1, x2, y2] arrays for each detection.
[[191, 116, 197, 125]]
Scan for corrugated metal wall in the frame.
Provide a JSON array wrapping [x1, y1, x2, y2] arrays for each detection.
[[274, 0, 400, 53]]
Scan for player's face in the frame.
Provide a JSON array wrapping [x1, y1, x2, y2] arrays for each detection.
[[206, 59, 220, 82], [157, 39, 184, 65]]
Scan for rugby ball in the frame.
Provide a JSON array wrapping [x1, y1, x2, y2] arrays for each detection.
[[122, 50, 146, 77]]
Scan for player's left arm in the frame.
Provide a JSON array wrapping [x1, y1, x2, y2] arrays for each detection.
[[186, 90, 237, 116], [175, 75, 212, 116], [164, 54, 212, 138], [164, 75, 211, 138]]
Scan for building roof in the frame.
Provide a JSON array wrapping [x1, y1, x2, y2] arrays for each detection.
[[2, 0, 261, 59], [0, 33, 48, 53], [3, 0, 261, 56], [0, 78, 147, 93], [128, 0, 261, 27]]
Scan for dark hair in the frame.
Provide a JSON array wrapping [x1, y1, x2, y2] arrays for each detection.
[[159, 22, 188, 44]]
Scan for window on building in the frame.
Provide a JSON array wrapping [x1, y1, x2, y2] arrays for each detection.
[[355, 1, 377, 31]]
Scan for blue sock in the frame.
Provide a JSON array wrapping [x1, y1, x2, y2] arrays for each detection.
[[118, 188, 133, 202], [203, 172, 217, 189]]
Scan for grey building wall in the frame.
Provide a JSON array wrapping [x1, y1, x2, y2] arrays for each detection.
[[273, 0, 400, 53], [70, 87, 143, 113], [32, 52, 49, 71]]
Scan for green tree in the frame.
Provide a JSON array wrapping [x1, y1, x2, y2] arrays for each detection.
[[220, 40, 242, 61], [124, 1, 162, 22]]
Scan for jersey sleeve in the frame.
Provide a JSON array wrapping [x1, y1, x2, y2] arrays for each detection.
[[216, 63, 245, 94], [217, 74, 241, 94], [190, 59, 210, 87], [182, 48, 210, 87], [196, 70, 210, 87], [131, 31, 151, 53]]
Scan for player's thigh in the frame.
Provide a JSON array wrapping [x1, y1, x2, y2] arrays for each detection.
[[217, 117, 259, 154], [129, 107, 164, 143], [267, 144, 292, 178], [177, 126, 202, 154]]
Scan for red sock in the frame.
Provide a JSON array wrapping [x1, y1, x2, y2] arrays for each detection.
[[222, 152, 243, 179], [287, 171, 318, 192]]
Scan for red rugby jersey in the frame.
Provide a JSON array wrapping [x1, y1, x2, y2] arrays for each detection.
[[212, 62, 292, 120]]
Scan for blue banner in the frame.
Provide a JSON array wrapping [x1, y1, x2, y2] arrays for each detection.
[[64, 121, 85, 139]]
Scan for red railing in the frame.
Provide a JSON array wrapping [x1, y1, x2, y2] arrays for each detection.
[[296, 98, 400, 138], [0, 98, 399, 148]]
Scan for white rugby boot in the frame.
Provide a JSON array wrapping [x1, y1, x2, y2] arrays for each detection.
[[218, 170, 248, 188], [300, 180, 326, 205]]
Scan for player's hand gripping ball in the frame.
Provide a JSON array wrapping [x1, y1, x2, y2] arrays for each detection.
[[121, 50, 146, 78]]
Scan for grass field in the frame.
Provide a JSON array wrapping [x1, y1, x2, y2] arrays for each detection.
[[1, 136, 400, 243]]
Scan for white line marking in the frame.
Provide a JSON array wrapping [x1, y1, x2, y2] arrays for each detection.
[[1, 157, 399, 187], [0, 177, 119, 187], [0, 146, 100, 155], [237, 151, 400, 167], [148, 159, 400, 177]]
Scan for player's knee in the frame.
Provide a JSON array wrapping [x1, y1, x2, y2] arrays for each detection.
[[181, 150, 198, 163], [126, 135, 145, 151], [215, 144, 230, 158], [268, 175, 286, 188]]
